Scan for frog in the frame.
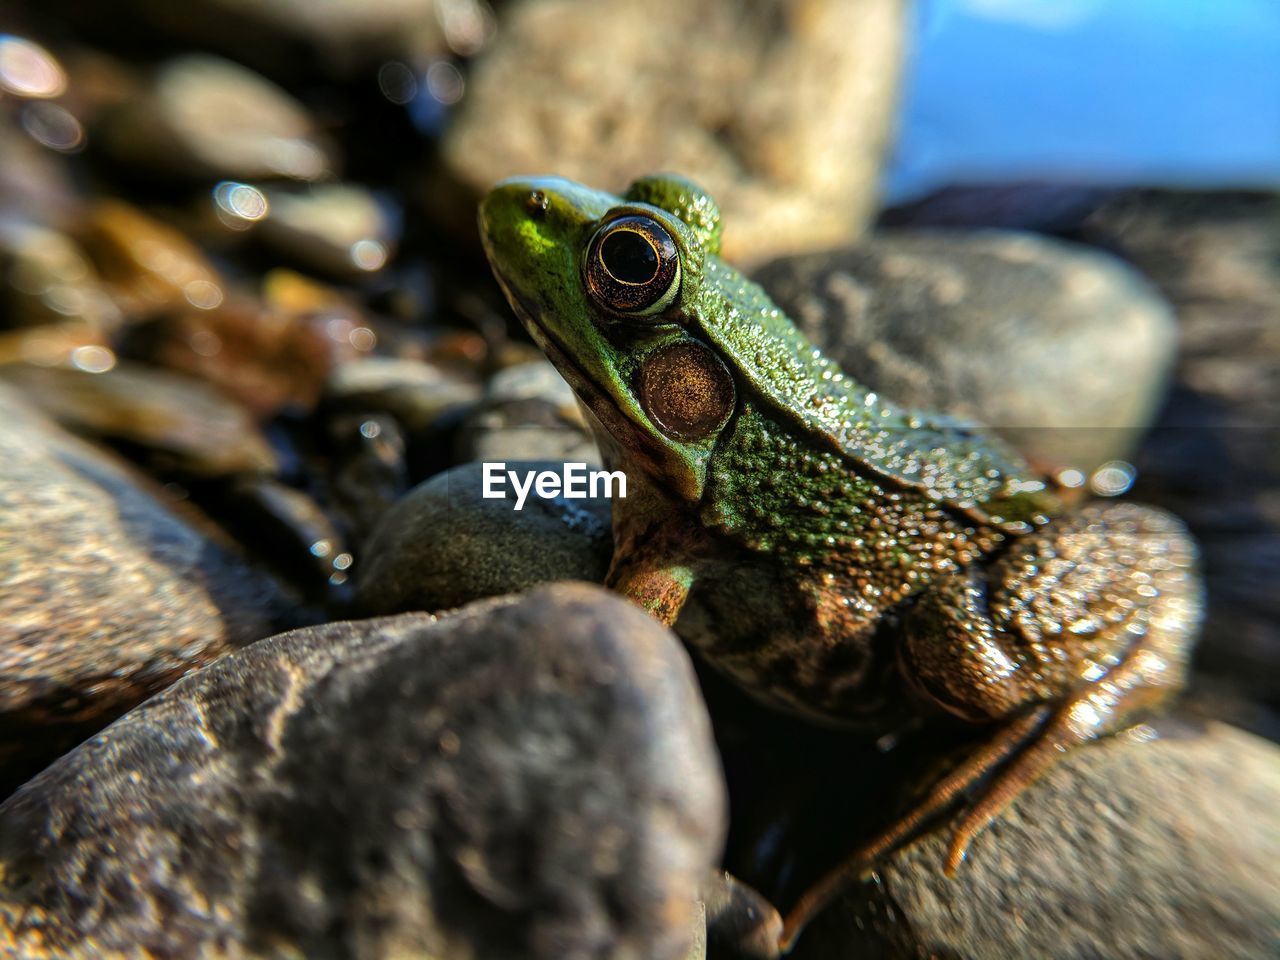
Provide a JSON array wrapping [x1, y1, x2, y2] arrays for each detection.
[[478, 173, 1203, 951]]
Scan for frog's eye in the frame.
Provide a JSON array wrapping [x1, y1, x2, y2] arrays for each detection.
[[639, 340, 736, 442], [584, 215, 681, 316]]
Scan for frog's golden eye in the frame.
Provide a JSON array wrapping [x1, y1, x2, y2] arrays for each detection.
[[584, 215, 681, 316], [639, 340, 736, 442]]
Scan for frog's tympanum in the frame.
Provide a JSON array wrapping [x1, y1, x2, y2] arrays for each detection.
[[479, 175, 1203, 948]]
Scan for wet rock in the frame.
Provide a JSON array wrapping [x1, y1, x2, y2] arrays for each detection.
[[325, 413, 411, 549], [1083, 192, 1280, 728], [753, 231, 1177, 476], [357, 460, 613, 615], [0, 385, 285, 795], [0, 361, 278, 477], [260, 183, 400, 277], [79, 198, 226, 319], [0, 218, 120, 331], [102, 54, 335, 181], [788, 719, 1280, 960], [0, 584, 726, 960], [456, 360, 599, 465], [129, 294, 371, 418], [0, 118, 81, 226], [325, 356, 482, 434], [440, 0, 904, 263]]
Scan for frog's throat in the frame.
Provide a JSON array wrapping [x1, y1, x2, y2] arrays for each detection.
[[489, 265, 687, 496]]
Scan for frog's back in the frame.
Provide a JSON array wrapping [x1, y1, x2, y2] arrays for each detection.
[[691, 259, 1062, 532]]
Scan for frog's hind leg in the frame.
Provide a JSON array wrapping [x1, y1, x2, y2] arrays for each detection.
[[779, 501, 1202, 953]]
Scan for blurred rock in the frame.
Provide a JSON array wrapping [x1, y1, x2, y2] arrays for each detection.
[[440, 0, 904, 263], [325, 412, 411, 549], [0, 218, 120, 331], [0, 584, 725, 960], [261, 183, 399, 277], [324, 355, 482, 434], [79, 198, 226, 319], [127, 295, 370, 418], [0, 361, 278, 477], [107, 0, 489, 77], [789, 719, 1280, 960], [1084, 191, 1280, 730], [879, 183, 1119, 231], [753, 231, 1178, 476], [0, 385, 285, 795], [456, 359, 599, 465], [357, 460, 612, 615], [101, 54, 335, 181], [0, 118, 81, 226]]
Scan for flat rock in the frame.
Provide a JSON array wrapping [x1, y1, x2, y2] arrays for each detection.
[[440, 0, 904, 263], [0, 361, 278, 477], [753, 231, 1178, 475], [357, 460, 613, 615], [102, 54, 335, 181], [0, 385, 285, 794], [0, 584, 726, 960], [789, 719, 1280, 960]]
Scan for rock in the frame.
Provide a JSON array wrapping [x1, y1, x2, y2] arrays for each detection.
[[79, 198, 226, 319], [128, 295, 372, 418], [324, 356, 482, 434], [0, 361, 278, 477], [788, 719, 1280, 960], [325, 412, 411, 549], [439, 0, 904, 263], [1083, 192, 1280, 730], [102, 54, 335, 181], [357, 460, 613, 615], [0, 584, 726, 960], [456, 360, 599, 465], [0, 218, 120, 331], [752, 231, 1178, 476], [260, 183, 400, 277], [0, 385, 286, 795]]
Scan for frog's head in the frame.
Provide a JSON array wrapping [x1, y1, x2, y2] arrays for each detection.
[[479, 174, 735, 503]]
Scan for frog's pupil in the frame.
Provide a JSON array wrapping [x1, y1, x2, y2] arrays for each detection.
[[601, 230, 659, 285]]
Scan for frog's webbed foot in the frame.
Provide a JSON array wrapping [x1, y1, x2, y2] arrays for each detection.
[[779, 502, 1203, 953]]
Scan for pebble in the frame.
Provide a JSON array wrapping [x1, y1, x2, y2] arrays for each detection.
[[357, 460, 613, 615], [0, 362, 278, 478], [455, 359, 599, 465], [102, 54, 335, 181], [260, 183, 400, 277], [0, 385, 286, 795], [440, 0, 904, 263], [753, 230, 1178, 476], [0, 583, 726, 960]]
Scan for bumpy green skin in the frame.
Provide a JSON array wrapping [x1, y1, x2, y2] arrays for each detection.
[[479, 175, 1202, 733]]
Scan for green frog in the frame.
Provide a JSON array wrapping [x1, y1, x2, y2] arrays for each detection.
[[479, 174, 1202, 949]]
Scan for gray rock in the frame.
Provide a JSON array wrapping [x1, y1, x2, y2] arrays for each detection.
[[456, 360, 600, 465], [261, 184, 400, 277], [1083, 192, 1280, 734], [324, 356, 482, 434], [102, 54, 335, 181], [0, 385, 285, 794], [0, 361, 279, 478], [439, 0, 904, 264], [753, 231, 1178, 476], [0, 584, 727, 960], [357, 460, 613, 615], [789, 719, 1280, 960]]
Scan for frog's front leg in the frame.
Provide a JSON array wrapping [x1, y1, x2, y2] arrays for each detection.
[[607, 552, 695, 626], [780, 501, 1202, 951]]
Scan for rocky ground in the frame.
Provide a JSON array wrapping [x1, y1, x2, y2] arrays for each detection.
[[0, 2, 1276, 958]]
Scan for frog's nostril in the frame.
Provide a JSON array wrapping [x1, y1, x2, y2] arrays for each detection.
[[525, 190, 549, 219]]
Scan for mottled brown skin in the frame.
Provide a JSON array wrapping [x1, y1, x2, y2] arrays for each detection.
[[478, 175, 1204, 952]]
